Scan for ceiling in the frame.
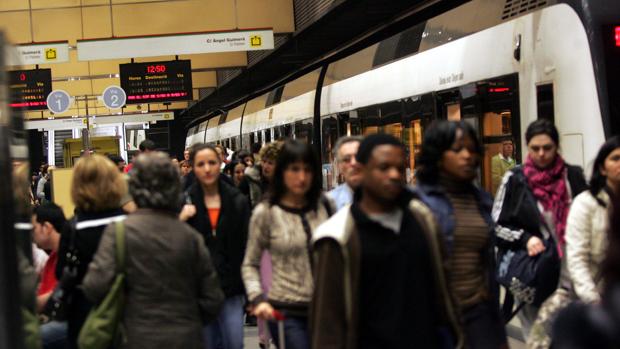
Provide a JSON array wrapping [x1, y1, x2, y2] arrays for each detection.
[[0, 0, 294, 119]]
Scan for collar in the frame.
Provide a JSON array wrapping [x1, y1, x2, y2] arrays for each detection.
[[499, 153, 513, 162]]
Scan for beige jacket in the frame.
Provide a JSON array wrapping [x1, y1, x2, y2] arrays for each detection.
[[566, 190, 610, 303]]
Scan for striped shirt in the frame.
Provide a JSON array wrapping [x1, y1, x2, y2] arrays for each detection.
[[444, 182, 490, 308]]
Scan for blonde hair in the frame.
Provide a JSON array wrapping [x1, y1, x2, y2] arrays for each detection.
[[13, 162, 31, 216], [71, 154, 126, 212]]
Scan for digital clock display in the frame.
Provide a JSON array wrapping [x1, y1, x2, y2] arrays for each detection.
[[9, 69, 52, 111], [119, 60, 192, 104]]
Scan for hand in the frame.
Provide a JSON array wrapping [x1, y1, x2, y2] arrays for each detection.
[[252, 302, 275, 321], [179, 204, 196, 221], [527, 236, 546, 256]]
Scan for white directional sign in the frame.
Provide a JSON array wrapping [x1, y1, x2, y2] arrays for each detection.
[[46, 90, 72, 114], [102, 86, 127, 109], [77, 29, 274, 61]]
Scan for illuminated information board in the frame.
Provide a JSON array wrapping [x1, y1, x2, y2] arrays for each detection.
[[9, 69, 52, 110], [119, 60, 193, 104]]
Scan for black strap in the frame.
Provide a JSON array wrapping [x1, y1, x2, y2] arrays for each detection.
[[321, 195, 334, 217], [501, 290, 525, 323]]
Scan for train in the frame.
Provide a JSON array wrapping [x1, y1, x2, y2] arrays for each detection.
[[187, 0, 619, 192]]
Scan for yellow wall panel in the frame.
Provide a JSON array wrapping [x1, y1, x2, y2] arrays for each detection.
[[82, 0, 108, 5], [191, 71, 216, 88], [0, 11, 32, 44], [30, 0, 81, 9], [180, 52, 247, 68], [82, 6, 112, 39], [89, 59, 129, 75], [32, 8, 82, 44], [40, 51, 89, 77], [113, 0, 235, 36], [53, 80, 93, 97], [237, 0, 294, 33], [90, 78, 121, 94], [133, 56, 176, 63], [0, 0, 29, 11]]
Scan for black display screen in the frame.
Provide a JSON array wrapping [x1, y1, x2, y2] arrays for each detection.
[[602, 25, 620, 135], [9, 69, 52, 111], [119, 60, 193, 104]]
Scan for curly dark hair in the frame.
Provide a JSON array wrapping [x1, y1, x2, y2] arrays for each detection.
[[129, 152, 183, 212], [416, 120, 482, 184]]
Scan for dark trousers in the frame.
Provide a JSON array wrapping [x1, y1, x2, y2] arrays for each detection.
[[267, 316, 309, 349], [463, 301, 508, 349]]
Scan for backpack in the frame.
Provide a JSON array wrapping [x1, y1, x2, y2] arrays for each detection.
[[78, 221, 126, 349]]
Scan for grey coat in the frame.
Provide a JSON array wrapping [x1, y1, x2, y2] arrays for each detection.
[[82, 209, 224, 349]]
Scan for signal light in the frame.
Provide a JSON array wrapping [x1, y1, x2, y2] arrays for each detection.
[[616, 26, 620, 47]]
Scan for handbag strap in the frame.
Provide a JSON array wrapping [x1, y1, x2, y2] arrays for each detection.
[[114, 221, 126, 274]]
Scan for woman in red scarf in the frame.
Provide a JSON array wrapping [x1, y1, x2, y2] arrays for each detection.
[[492, 119, 587, 341]]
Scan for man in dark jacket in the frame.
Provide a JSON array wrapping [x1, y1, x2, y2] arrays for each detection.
[[311, 134, 463, 349]]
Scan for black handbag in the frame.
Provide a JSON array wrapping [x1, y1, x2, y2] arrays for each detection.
[[43, 219, 80, 321], [496, 237, 561, 322]]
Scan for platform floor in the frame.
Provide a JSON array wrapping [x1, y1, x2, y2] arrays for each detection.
[[242, 327, 526, 348]]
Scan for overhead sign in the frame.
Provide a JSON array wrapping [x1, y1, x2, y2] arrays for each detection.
[[101, 86, 126, 109], [47, 90, 72, 114], [9, 69, 52, 111], [76, 29, 274, 61], [7, 42, 70, 66], [23, 112, 174, 130], [119, 60, 192, 104]]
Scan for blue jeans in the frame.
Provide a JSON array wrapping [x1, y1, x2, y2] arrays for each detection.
[[204, 294, 244, 349], [268, 316, 309, 349], [40, 321, 67, 349]]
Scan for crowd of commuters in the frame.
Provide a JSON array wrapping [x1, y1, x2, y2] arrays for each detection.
[[11, 118, 620, 349]]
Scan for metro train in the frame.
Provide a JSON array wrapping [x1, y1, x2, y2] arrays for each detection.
[[186, 0, 620, 192]]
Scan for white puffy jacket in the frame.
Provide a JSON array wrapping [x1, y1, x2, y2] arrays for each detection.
[[566, 189, 610, 303]]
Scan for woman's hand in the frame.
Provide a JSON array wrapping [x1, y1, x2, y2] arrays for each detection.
[[179, 204, 196, 221], [252, 302, 275, 321], [527, 236, 546, 256]]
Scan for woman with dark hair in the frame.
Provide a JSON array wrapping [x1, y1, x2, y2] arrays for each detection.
[[492, 119, 587, 340], [551, 178, 620, 348], [180, 143, 250, 349], [526, 136, 620, 348], [82, 153, 224, 349], [224, 160, 246, 187], [242, 139, 333, 349], [415, 120, 507, 349]]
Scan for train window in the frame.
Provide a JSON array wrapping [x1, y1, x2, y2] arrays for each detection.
[[536, 83, 554, 123], [281, 68, 321, 103], [294, 118, 313, 144], [245, 93, 270, 115], [264, 129, 272, 143], [227, 104, 245, 122], [323, 44, 379, 88]]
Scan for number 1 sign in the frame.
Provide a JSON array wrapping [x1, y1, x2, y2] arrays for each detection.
[[46, 90, 72, 114]]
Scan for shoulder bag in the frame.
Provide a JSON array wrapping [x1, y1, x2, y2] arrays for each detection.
[[78, 221, 126, 349]]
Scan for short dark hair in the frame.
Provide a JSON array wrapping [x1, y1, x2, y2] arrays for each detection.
[[589, 136, 620, 205], [189, 143, 220, 167], [129, 152, 183, 212], [33, 203, 66, 233], [356, 134, 403, 165], [251, 142, 262, 154], [139, 139, 156, 152], [270, 140, 322, 209], [107, 154, 125, 165], [416, 120, 482, 184], [525, 119, 559, 145], [236, 150, 251, 161]]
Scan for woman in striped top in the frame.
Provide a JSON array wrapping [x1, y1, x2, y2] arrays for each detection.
[[415, 120, 507, 349]]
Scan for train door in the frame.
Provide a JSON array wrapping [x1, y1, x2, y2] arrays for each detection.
[[434, 74, 520, 194]]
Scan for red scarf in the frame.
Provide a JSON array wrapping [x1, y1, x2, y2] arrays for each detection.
[[523, 154, 570, 250]]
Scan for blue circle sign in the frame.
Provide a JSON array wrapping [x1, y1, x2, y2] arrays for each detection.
[[102, 85, 126, 109], [46, 90, 71, 114]]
